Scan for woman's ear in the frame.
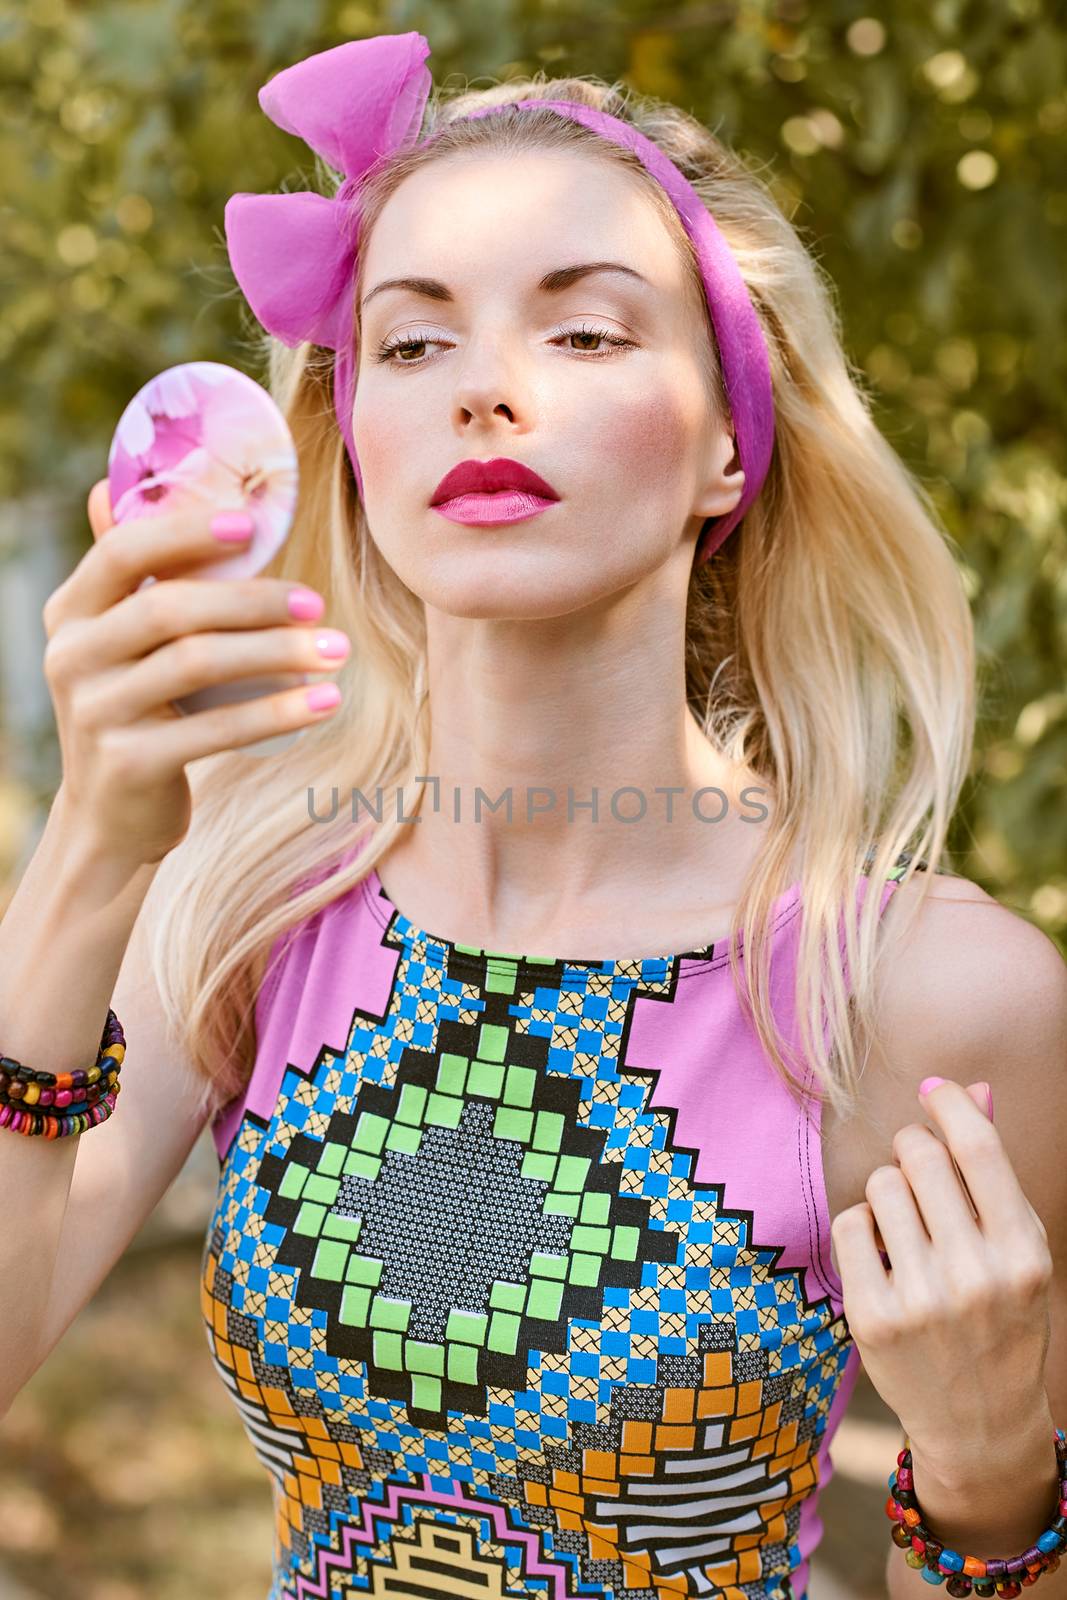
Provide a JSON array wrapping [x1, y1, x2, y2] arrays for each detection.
[[696, 435, 745, 520]]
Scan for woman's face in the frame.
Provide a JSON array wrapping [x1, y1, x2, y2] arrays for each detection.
[[353, 148, 744, 615]]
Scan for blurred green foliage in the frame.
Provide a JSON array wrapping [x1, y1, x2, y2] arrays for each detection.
[[1, 0, 1064, 932]]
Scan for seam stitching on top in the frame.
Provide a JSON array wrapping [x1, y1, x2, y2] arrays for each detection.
[[798, 1063, 832, 1302]]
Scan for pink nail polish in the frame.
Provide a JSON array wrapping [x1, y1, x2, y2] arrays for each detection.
[[983, 1082, 994, 1120], [211, 510, 254, 541], [306, 683, 341, 712], [918, 1075, 947, 1097], [288, 587, 325, 620], [315, 630, 350, 659]]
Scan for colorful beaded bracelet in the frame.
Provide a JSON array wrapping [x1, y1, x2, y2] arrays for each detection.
[[0, 1009, 125, 1140], [886, 1427, 1067, 1595]]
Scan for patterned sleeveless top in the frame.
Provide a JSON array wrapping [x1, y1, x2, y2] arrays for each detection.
[[201, 849, 925, 1600]]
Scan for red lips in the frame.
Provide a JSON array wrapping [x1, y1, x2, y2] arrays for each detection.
[[430, 457, 560, 505]]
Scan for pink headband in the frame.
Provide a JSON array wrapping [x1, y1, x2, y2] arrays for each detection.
[[224, 32, 774, 564]]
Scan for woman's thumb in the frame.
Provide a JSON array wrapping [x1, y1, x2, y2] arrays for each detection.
[[967, 1081, 994, 1121], [87, 478, 114, 541]]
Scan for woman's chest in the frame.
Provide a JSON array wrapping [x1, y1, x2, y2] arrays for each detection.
[[202, 942, 854, 1598]]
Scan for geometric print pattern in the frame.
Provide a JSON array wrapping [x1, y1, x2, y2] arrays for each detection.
[[200, 877, 884, 1600]]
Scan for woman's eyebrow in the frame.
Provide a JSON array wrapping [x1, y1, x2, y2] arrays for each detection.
[[360, 260, 651, 312]]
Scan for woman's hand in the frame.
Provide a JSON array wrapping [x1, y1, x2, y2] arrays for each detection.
[[43, 479, 346, 870], [831, 1076, 1055, 1469]]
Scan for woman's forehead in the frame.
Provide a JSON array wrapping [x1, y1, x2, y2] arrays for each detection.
[[359, 148, 684, 290]]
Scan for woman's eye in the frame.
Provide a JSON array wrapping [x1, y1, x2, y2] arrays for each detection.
[[373, 325, 636, 367], [376, 336, 439, 364], [558, 327, 635, 355]]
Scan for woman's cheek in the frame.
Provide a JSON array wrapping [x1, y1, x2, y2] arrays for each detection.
[[585, 384, 693, 495], [351, 374, 408, 484]]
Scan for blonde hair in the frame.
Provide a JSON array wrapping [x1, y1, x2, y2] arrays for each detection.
[[145, 68, 975, 1131]]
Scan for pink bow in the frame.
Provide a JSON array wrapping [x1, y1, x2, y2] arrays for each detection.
[[224, 34, 433, 498]]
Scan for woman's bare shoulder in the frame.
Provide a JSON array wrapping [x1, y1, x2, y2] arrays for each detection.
[[891, 864, 998, 903], [880, 862, 1063, 998], [872, 866, 1067, 1102]]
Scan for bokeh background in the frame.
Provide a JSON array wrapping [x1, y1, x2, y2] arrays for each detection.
[[1, 0, 1064, 1595]]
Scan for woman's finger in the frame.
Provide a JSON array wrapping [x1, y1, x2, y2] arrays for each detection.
[[918, 1078, 1033, 1243], [830, 1202, 895, 1315], [891, 1124, 982, 1254], [864, 1162, 935, 1275]]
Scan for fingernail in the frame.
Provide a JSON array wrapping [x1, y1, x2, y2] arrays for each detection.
[[315, 629, 350, 660], [288, 587, 325, 620], [918, 1076, 947, 1097], [306, 683, 341, 712], [982, 1082, 994, 1120], [211, 510, 254, 541]]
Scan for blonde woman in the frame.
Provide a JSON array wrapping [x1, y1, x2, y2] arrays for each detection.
[[2, 31, 1065, 1600]]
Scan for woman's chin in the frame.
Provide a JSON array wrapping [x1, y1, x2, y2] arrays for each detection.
[[409, 556, 620, 620]]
